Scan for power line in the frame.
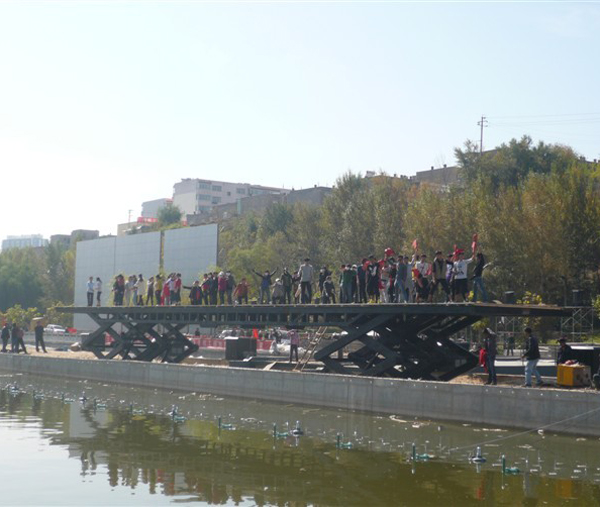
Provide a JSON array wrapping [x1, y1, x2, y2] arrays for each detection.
[[489, 112, 600, 120]]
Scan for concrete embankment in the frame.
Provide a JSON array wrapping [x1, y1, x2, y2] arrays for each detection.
[[1, 354, 599, 437]]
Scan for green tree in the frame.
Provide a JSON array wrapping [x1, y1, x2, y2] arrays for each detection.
[[157, 204, 183, 227]]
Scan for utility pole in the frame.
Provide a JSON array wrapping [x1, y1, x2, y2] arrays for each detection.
[[477, 115, 488, 154], [128, 209, 133, 223]]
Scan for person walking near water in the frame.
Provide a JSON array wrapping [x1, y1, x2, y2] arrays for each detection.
[[522, 327, 543, 387], [483, 328, 497, 385], [34, 322, 47, 353], [10, 323, 19, 353], [11, 323, 26, 354], [1, 323, 9, 352]]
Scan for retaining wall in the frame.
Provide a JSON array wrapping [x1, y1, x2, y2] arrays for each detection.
[[1, 354, 599, 437]]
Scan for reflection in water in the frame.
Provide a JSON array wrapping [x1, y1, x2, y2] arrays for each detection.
[[1, 373, 600, 505]]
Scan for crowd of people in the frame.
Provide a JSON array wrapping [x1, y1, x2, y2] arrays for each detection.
[[88, 245, 488, 307], [0, 321, 47, 354]]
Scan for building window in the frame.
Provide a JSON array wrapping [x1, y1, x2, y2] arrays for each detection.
[[197, 194, 211, 201], [212, 196, 221, 204], [197, 182, 211, 190], [227, 191, 231, 196], [236, 188, 246, 195], [212, 185, 222, 192]]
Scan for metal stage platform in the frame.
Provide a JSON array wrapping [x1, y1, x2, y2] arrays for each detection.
[[59, 303, 569, 381]]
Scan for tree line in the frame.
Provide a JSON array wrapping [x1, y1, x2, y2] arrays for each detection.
[[0, 135, 598, 320], [219, 136, 600, 305], [0, 242, 74, 326]]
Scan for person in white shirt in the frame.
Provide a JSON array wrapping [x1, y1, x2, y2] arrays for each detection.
[[298, 258, 314, 303], [452, 250, 474, 302], [86, 277, 94, 307], [136, 275, 147, 306], [416, 254, 430, 279]]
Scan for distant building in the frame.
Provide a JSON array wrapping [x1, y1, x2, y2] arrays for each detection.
[[187, 186, 332, 225], [172, 178, 288, 216], [50, 234, 71, 248], [2, 234, 48, 250], [69, 230, 100, 245], [411, 164, 462, 188], [142, 198, 172, 219], [49, 230, 100, 249]]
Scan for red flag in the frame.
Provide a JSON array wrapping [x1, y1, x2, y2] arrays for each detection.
[[472, 233, 478, 253], [412, 239, 418, 251]]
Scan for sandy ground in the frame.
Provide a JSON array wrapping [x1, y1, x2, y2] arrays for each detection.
[[10, 349, 98, 360]]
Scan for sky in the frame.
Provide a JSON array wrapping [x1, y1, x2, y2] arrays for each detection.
[[0, 1, 599, 239]]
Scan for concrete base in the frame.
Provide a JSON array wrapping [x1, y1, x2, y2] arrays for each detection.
[[1, 354, 600, 437]]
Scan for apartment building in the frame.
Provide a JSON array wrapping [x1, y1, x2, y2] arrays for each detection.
[[172, 178, 288, 216]]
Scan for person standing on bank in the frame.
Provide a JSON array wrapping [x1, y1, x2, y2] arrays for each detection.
[[483, 328, 497, 385], [35, 321, 47, 353], [1, 322, 9, 352], [11, 323, 19, 353], [289, 328, 300, 363], [522, 327, 543, 387], [86, 276, 95, 306]]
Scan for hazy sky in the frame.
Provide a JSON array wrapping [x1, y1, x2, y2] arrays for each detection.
[[1, 1, 598, 239]]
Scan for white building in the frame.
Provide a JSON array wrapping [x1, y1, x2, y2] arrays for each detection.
[[141, 198, 172, 219], [172, 178, 288, 216], [2, 234, 48, 250]]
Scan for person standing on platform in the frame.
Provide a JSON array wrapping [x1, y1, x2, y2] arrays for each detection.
[[452, 250, 473, 302], [429, 251, 451, 302], [189, 280, 202, 305], [146, 276, 155, 306], [522, 327, 543, 387], [233, 277, 249, 305], [1, 322, 9, 352], [226, 271, 236, 305], [86, 276, 95, 306], [113, 275, 125, 306], [253, 268, 277, 304], [173, 273, 183, 305], [34, 321, 47, 353], [299, 259, 314, 304], [341, 264, 354, 303], [357, 259, 368, 303], [394, 257, 407, 303], [94, 277, 102, 306], [322, 275, 336, 304], [154, 274, 163, 305], [281, 268, 293, 304], [136, 275, 146, 306], [289, 328, 300, 363], [483, 328, 497, 385], [472, 252, 488, 302]]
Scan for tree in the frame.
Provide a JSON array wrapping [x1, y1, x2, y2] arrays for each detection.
[[157, 204, 183, 227]]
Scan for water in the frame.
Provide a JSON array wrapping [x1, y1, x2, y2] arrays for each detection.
[[1, 373, 600, 506]]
